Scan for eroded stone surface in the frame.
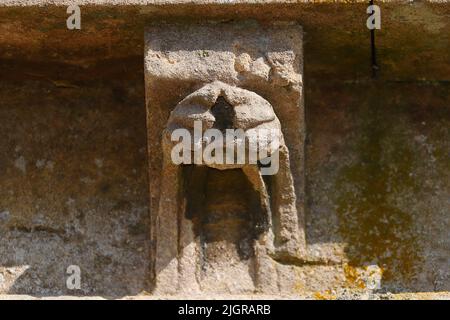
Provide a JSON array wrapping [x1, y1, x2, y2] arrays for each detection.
[[145, 22, 306, 294], [0, 1, 448, 299], [0, 71, 150, 297]]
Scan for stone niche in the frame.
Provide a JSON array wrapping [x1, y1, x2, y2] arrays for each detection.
[[145, 22, 305, 294]]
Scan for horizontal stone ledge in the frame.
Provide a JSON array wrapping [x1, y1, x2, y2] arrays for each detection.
[[1, 292, 450, 300], [1, 0, 449, 7]]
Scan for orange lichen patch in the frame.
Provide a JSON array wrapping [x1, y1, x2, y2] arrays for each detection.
[[313, 290, 336, 300], [343, 264, 366, 289]]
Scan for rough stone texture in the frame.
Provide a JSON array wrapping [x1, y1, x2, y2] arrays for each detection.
[[0, 61, 150, 297], [2, 0, 447, 6], [2, 292, 450, 300], [306, 82, 450, 293], [0, 1, 448, 298], [145, 24, 306, 294]]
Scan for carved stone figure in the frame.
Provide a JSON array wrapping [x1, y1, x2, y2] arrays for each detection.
[[145, 23, 306, 294], [151, 81, 302, 293]]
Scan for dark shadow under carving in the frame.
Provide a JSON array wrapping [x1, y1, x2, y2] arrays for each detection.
[[183, 165, 268, 263]]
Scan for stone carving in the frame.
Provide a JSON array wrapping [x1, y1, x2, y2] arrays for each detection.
[[145, 23, 306, 294], [154, 81, 302, 293]]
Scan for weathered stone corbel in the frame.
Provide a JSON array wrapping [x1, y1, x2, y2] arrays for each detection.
[[145, 22, 305, 294]]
